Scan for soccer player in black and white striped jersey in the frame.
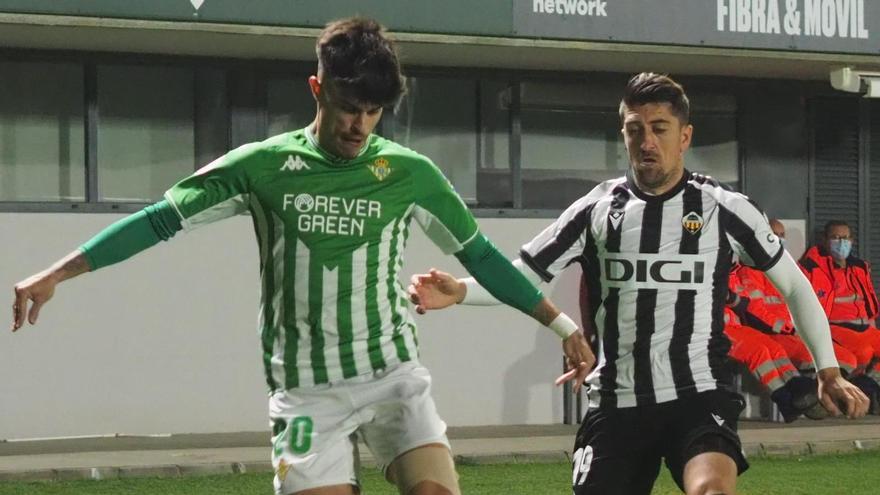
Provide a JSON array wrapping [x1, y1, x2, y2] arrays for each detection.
[[409, 73, 868, 494]]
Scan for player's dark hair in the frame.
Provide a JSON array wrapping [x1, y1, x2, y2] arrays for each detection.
[[316, 17, 405, 108], [619, 72, 690, 125], [824, 220, 851, 237]]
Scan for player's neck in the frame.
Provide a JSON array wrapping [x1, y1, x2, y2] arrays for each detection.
[[632, 167, 685, 196], [308, 121, 336, 158], [306, 122, 366, 163]]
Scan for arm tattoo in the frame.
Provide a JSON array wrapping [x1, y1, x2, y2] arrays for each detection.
[[52, 251, 92, 281]]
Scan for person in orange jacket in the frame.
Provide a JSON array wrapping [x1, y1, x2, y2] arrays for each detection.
[[731, 220, 859, 376], [800, 220, 880, 411], [731, 263, 857, 375], [722, 300, 821, 422]]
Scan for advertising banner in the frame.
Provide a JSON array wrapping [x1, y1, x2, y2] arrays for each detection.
[[1, 0, 876, 55], [514, 0, 879, 55]]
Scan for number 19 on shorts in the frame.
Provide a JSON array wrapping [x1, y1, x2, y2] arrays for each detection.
[[572, 446, 594, 486]]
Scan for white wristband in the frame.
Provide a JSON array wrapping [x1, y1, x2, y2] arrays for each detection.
[[548, 313, 579, 339], [461, 277, 500, 306]]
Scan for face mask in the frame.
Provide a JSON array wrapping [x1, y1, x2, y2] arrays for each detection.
[[829, 239, 852, 260]]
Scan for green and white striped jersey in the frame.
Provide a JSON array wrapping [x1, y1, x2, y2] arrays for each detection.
[[165, 126, 478, 391]]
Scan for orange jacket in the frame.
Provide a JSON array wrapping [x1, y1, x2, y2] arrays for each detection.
[[799, 245, 879, 330], [729, 264, 794, 334], [723, 305, 741, 327]]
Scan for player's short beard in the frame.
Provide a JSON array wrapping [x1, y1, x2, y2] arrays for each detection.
[[632, 165, 675, 192]]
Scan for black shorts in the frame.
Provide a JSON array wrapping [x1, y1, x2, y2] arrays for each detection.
[[571, 389, 749, 495]]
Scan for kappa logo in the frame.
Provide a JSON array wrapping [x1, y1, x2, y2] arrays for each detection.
[[368, 157, 392, 181], [682, 212, 704, 235], [281, 155, 311, 172], [711, 413, 725, 427], [608, 209, 625, 230]]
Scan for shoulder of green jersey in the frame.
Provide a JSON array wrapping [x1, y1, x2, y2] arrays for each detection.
[[253, 131, 325, 172], [193, 141, 263, 176], [265, 131, 316, 152], [413, 205, 476, 255], [163, 190, 250, 232], [370, 137, 432, 164]]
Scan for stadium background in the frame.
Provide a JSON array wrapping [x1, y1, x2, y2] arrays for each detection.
[[0, 0, 878, 440]]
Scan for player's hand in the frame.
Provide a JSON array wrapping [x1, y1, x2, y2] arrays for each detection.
[[11, 272, 58, 331], [555, 331, 595, 392], [407, 268, 465, 314], [816, 367, 870, 418]]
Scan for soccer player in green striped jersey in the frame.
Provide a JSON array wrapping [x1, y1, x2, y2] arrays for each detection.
[[11, 17, 593, 495]]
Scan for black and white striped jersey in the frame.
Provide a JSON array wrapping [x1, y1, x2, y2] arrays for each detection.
[[521, 170, 783, 409]]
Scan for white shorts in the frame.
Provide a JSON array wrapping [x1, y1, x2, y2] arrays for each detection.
[[268, 361, 450, 494]]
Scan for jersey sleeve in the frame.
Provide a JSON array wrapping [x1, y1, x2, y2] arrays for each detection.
[[411, 158, 479, 255], [718, 193, 783, 271], [164, 143, 260, 232], [519, 193, 597, 282]]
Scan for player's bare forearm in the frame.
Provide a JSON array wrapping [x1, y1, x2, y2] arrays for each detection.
[[23, 250, 91, 287], [49, 250, 92, 282], [12, 250, 91, 330], [530, 298, 561, 327]]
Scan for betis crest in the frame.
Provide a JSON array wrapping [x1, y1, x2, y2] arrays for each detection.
[[276, 458, 290, 482], [368, 158, 392, 181]]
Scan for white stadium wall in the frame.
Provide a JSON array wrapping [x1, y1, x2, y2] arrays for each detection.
[[0, 214, 577, 440]]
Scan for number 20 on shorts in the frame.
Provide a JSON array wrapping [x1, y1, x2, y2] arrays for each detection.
[[274, 416, 314, 455]]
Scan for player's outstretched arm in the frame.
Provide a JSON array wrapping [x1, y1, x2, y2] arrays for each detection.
[[409, 236, 595, 389], [408, 269, 595, 389], [408, 257, 541, 312], [765, 251, 870, 418], [11, 250, 91, 331], [11, 201, 182, 332]]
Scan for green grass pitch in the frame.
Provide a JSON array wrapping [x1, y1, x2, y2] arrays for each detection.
[[1, 450, 878, 494]]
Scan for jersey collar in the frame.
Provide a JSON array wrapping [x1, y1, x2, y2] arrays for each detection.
[[626, 168, 689, 203], [304, 124, 371, 165]]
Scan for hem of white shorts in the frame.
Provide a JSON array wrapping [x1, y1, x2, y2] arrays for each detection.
[[379, 436, 452, 475], [278, 477, 359, 495]]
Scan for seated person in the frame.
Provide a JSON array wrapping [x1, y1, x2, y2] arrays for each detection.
[[732, 222, 858, 373], [800, 220, 880, 412], [723, 292, 822, 423]]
